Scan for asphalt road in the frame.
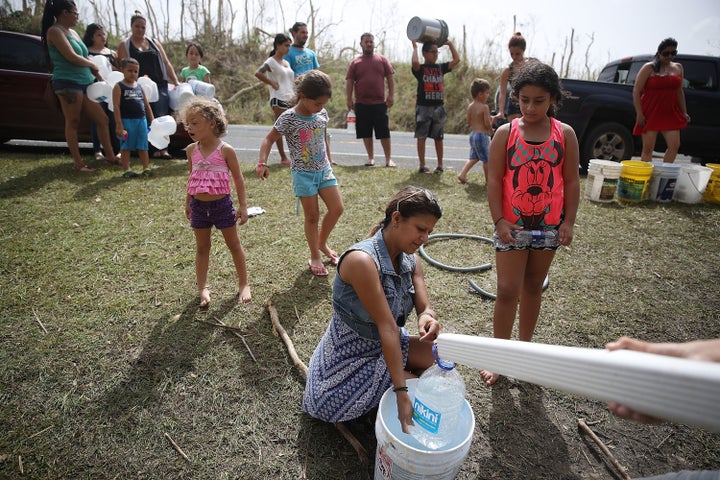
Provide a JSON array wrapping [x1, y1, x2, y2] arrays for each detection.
[[224, 124, 470, 172]]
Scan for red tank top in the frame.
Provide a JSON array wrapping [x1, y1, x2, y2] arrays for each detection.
[[501, 117, 566, 229]]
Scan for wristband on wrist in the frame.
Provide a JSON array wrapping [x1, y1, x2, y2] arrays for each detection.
[[257, 162, 267, 168], [393, 386, 409, 393], [494, 216, 504, 226]]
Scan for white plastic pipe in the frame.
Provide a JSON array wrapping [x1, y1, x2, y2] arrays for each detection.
[[436, 333, 720, 432]]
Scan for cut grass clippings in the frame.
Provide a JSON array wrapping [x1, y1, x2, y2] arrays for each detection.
[[1, 150, 719, 479]]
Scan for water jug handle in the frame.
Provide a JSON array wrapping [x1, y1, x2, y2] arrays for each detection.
[[432, 343, 456, 370]]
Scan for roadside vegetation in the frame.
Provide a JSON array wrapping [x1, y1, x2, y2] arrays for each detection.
[[0, 150, 719, 478], [1, 1, 599, 134]]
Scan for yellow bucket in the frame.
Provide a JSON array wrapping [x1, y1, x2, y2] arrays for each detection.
[[702, 163, 720, 204], [616, 160, 654, 202]]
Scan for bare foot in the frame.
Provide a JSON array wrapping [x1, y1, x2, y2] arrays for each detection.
[[199, 287, 211, 308], [480, 370, 500, 386], [280, 158, 291, 166], [457, 175, 468, 184], [320, 246, 339, 265], [238, 285, 252, 304]]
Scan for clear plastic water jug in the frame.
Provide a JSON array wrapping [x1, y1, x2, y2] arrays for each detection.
[[138, 76, 159, 103], [411, 344, 466, 450]]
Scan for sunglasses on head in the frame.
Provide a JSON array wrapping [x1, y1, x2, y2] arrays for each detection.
[[660, 50, 678, 57]]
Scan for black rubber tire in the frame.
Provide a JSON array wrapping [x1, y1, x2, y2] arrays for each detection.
[[580, 121, 634, 171]]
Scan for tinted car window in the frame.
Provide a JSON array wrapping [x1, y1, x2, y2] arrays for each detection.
[[0, 35, 49, 73], [680, 59, 717, 91]]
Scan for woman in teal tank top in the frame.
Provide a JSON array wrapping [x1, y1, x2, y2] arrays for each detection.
[[41, 0, 120, 171]]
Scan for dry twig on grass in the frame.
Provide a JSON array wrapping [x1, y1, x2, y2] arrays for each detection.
[[164, 432, 190, 462], [266, 300, 368, 463], [578, 418, 632, 480], [210, 318, 257, 363], [32, 308, 48, 334]]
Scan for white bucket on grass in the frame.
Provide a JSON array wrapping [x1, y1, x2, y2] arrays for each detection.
[[673, 164, 713, 203], [584, 159, 623, 202], [647, 162, 681, 202], [374, 378, 474, 480]]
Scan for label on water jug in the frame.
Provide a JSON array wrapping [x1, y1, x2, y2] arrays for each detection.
[[412, 397, 441, 434]]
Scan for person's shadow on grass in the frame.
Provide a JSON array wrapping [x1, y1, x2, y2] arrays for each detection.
[[99, 296, 237, 417], [486, 380, 579, 480]]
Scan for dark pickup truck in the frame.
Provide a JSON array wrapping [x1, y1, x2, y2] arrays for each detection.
[[557, 54, 720, 170]]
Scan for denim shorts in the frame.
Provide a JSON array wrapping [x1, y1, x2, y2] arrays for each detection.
[[469, 131, 491, 162], [52, 79, 89, 95], [292, 167, 338, 197], [189, 195, 236, 230], [121, 117, 149, 151]]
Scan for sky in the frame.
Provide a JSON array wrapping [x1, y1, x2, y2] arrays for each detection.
[[15, 0, 719, 76]]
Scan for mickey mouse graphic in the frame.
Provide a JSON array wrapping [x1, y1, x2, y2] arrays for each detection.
[[507, 139, 564, 229]]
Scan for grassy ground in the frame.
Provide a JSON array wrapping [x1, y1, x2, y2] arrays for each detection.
[[1, 148, 719, 479]]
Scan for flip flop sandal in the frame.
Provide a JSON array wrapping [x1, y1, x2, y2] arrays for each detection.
[[74, 164, 96, 172], [308, 260, 329, 277], [386, 160, 397, 168], [364, 160, 375, 167], [418, 166, 430, 174]]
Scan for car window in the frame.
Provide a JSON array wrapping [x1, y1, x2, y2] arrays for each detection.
[[680, 59, 717, 91], [0, 35, 49, 73]]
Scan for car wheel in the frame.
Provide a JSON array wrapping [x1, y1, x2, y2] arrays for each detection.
[[580, 121, 633, 171]]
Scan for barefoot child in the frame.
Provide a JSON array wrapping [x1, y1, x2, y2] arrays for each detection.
[[112, 57, 154, 177], [458, 78, 493, 184], [482, 61, 580, 385], [182, 98, 251, 305], [257, 70, 344, 277]]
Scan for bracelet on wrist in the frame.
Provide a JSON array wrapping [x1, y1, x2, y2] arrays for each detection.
[[256, 162, 267, 169], [419, 310, 436, 321], [393, 386, 409, 393], [494, 216, 504, 226]]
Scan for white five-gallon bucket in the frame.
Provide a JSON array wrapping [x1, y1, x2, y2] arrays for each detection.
[[374, 378, 474, 480], [647, 162, 681, 202], [584, 159, 623, 202], [673, 164, 713, 203], [406, 17, 449, 45]]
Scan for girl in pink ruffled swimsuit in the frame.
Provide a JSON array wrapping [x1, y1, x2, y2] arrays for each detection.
[[182, 98, 251, 306]]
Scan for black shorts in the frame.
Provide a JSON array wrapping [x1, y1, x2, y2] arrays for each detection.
[[354, 103, 390, 139]]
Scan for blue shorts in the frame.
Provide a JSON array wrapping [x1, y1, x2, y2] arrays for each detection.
[[291, 167, 338, 197], [121, 117, 149, 151], [189, 195, 236, 230], [469, 131, 491, 162], [52, 79, 89, 95], [414, 105, 446, 140]]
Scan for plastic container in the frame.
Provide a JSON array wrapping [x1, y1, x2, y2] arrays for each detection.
[[374, 378, 474, 480], [188, 79, 215, 99], [511, 229, 559, 248], [616, 160, 653, 202], [90, 55, 111, 80], [87, 81, 112, 103], [406, 17, 449, 45], [584, 159, 623, 202], [169, 82, 194, 110], [647, 161, 681, 202], [150, 115, 177, 135], [147, 129, 170, 150], [702, 163, 720, 204], [411, 344, 466, 450], [137, 76, 159, 103], [673, 164, 713, 203], [105, 70, 124, 87], [346, 110, 356, 134]]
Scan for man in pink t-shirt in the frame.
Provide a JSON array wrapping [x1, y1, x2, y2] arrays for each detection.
[[345, 33, 396, 167]]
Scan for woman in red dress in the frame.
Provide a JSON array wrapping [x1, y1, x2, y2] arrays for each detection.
[[633, 37, 691, 163]]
